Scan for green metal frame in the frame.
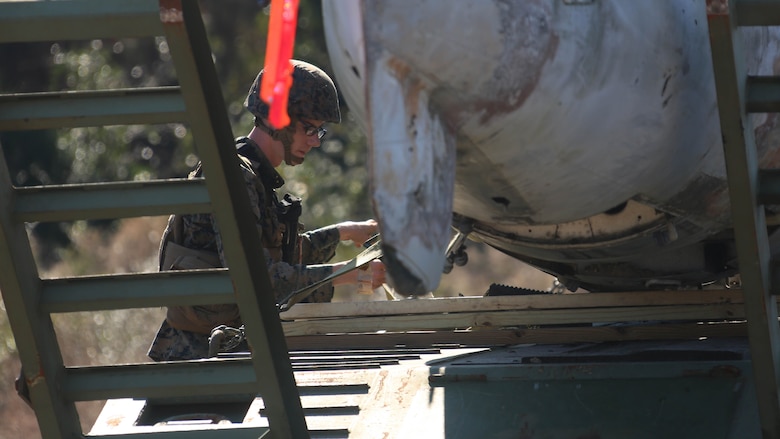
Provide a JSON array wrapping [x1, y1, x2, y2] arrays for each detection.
[[706, 0, 780, 436], [0, 1, 308, 438]]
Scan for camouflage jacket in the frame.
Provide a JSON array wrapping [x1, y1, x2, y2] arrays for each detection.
[[161, 136, 339, 334]]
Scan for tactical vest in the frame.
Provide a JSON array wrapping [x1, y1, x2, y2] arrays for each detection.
[[161, 138, 302, 334]]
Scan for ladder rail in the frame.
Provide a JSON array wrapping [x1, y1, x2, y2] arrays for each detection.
[[707, 1, 780, 436], [0, 140, 83, 438]]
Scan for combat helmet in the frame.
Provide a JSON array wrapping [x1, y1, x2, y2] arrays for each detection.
[[245, 59, 341, 125]]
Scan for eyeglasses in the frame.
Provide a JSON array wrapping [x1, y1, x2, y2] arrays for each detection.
[[300, 120, 327, 139]]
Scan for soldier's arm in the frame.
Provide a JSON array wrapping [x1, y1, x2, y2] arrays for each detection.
[[299, 225, 340, 264], [213, 163, 338, 301], [300, 219, 380, 264]]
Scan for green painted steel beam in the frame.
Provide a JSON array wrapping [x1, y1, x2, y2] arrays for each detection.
[[88, 428, 270, 439], [13, 178, 210, 222], [161, 2, 310, 438], [0, 0, 163, 43], [0, 140, 81, 438], [40, 270, 234, 313], [747, 76, 780, 114], [736, 0, 780, 26], [707, 4, 780, 437], [0, 87, 187, 131], [63, 359, 259, 401]]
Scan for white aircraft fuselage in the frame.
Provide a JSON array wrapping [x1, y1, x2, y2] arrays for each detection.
[[323, 0, 780, 294]]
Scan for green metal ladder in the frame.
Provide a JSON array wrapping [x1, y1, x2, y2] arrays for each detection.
[[706, 1, 780, 437], [0, 1, 309, 438]]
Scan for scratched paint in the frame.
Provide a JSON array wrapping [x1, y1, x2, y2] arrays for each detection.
[[365, 52, 456, 295]]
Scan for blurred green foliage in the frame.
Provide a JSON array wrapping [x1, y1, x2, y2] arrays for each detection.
[[0, 0, 373, 267]]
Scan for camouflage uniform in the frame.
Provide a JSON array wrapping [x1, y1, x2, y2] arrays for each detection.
[[148, 137, 340, 361]]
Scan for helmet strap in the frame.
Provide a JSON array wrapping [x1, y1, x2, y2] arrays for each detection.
[[255, 117, 302, 166]]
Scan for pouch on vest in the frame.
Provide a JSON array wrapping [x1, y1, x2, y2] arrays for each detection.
[[277, 193, 302, 264], [162, 241, 222, 270]]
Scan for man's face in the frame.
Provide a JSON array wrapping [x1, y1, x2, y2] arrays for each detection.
[[286, 118, 326, 165]]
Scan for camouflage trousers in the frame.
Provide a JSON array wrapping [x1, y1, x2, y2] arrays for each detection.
[[147, 320, 250, 361], [147, 320, 210, 361]]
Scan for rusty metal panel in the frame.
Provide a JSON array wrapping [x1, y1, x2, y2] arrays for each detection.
[[420, 339, 757, 439]]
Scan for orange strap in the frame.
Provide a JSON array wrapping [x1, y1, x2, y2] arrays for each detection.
[[260, 0, 300, 129]]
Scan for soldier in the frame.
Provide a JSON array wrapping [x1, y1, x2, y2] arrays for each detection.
[[148, 60, 384, 361]]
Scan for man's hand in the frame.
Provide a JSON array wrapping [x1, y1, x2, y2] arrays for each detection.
[[337, 219, 380, 247], [358, 259, 386, 292], [331, 258, 386, 290]]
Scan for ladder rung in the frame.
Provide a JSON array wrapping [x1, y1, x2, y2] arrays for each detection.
[[736, 0, 780, 27], [14, 179, 210, 222], [41, 270, 233, 313], [88, 427, 270, 439], [746, 76, 780, 113], [0, 88, 187, 131], [63, 359, 258, 401], [759, 169, 780, 204], [0, 0, 165, 43]]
